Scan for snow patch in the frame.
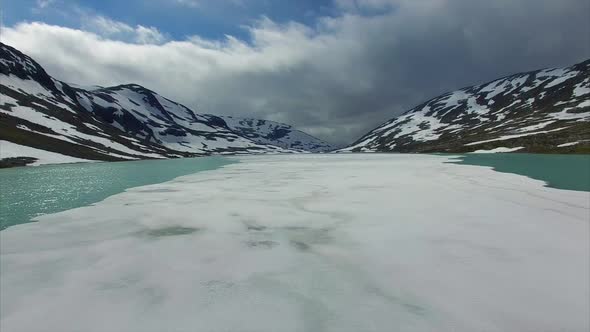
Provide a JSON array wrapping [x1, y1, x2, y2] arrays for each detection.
[[465, 127, 568, 146], [573, 79, 590, 97], [557, 141, 580, 147], [471, 146, 524, 153], [0, 140, 94, 166]]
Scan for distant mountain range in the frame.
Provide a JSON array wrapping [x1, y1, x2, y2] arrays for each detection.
[[2, 41, 589, 168], [220, 116, 334, 153], [342, 59, 590, 153], [0, 42, 333, 166]]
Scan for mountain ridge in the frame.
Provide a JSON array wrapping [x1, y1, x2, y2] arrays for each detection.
[[220, 116, 334, 153], [0, 42, 334, 167], [341, 58, 590, 154]]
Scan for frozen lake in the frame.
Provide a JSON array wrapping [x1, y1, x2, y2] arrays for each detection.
[[1, 154, 589, 331], [0, 156, 233, 230]]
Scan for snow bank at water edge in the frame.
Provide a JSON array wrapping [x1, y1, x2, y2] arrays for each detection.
[[470, 146, 524, 153], [1, 154, 588, 332]]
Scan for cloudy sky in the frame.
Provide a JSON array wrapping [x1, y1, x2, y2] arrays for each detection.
[[1, 0, 589, 145]]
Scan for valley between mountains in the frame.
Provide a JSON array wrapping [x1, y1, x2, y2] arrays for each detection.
[[1, 41, 589, 167]]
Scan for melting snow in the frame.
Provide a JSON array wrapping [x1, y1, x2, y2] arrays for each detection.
[[551, 100, 590, 120], [516, 120, 556, 132], [465, 127, 568, 146], [545, 70, 580, 88]]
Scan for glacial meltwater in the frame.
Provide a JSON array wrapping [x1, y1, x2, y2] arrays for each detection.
[[1, 153, 588, 230], [0, 157, 233, 230], [451, 153, 590, 192]]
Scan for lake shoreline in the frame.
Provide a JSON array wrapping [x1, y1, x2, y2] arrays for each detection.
[[0, 156, 235, 230]]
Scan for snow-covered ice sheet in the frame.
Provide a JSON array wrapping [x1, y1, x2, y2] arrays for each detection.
[[1, 154, 588, 332], [0, 140, 93, 166]]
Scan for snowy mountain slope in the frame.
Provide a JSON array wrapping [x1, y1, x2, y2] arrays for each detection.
[[72, 84, 285, 155], [0, 140, 93, 167], [0, 42, 312, 166], [220, 116, 334, 152], [342, 59, 590, 153]]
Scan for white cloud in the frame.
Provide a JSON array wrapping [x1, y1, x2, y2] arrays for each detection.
[[36, 0, 55, 9], [3, 0, 589, 145], [175, 0, 200, 8], [82, 15, 167, 45], [134, 25, 167, 45], [334, 0, 397, 11], [174, 0, 247, 8], [32, 0, 57, 13], [85, 15, 135, 36]]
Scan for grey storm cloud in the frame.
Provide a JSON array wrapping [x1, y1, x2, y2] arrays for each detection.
[[3, 0, 589, 146]]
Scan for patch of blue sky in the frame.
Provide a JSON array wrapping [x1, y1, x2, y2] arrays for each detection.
[[1, 0, 339, 43]]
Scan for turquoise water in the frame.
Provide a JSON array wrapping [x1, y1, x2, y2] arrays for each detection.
[[2, 153, 588, 230], [450, 153, 590, 192], [0, 157, 233, 230]]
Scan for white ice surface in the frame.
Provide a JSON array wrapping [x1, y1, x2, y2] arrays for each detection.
[[1, 154, 588, 332], [0, 140, 93, 166]]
